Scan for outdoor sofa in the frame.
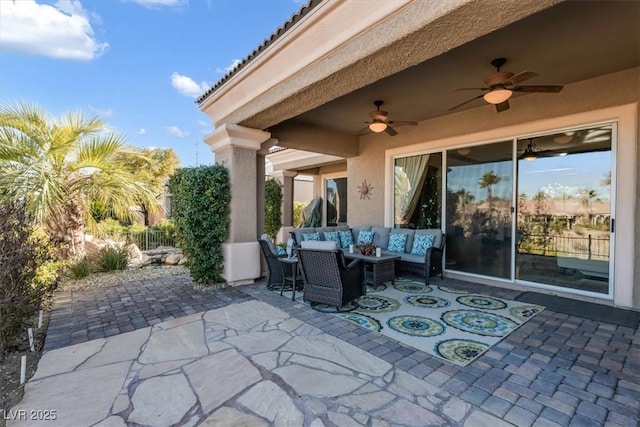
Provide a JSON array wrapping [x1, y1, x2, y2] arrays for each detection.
[[290, 225, 445, 284]]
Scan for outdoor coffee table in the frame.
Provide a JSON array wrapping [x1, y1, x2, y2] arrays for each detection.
[[343, 252, 400, 293]]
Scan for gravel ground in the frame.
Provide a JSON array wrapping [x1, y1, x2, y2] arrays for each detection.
[[1, 265, 190, 424], [57, 265, 189, 292]]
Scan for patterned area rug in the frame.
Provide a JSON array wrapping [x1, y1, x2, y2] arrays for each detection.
[[277, 277, 544, 366]]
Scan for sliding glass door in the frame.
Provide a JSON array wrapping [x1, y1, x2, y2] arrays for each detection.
[[445, 141, 513, 279], [515, 126, 612, 294]]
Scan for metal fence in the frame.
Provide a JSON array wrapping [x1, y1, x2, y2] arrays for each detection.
[[520, 233, 609, 261], [105, 230, 177, 250]]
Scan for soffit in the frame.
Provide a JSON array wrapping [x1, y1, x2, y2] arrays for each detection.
[[203, 0, 563, 128], [268, 0, 639, 135]]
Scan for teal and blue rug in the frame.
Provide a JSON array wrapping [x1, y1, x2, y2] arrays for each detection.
[[277, 277, 544, 366]]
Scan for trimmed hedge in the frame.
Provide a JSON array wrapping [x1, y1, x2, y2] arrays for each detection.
[[168, 165, 230, 286], [264, 178, 282, 242]]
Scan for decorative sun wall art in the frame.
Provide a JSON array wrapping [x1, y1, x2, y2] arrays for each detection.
[[358, 180, 374, 200]]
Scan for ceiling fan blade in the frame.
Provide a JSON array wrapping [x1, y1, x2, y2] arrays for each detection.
[[504, 71, 538, 86], [388, 120, 418, 127], [512, 85, 563, 93], [449, 94, 485, 111], [357, 126, 372, 135], [384, 126, 398, 136], [495, 100, 510, 113], [453, 87, 489, 91]]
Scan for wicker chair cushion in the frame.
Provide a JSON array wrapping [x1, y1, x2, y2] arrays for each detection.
[[300, 241, 338, 250], [411, 234, 434, 256], [260, 234, 278, 255]]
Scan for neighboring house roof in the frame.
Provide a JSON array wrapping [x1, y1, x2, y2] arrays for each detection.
[[196, 0, 322, 105]]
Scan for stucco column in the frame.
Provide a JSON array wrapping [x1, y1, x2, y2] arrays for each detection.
[[205, 124, 271, 284], [257, 153, 266, 236], [270, 170, 297, 227]]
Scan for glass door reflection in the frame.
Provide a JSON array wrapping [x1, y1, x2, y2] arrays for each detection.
[[516, 126, 612, 294], [446, 142, 513, 279]]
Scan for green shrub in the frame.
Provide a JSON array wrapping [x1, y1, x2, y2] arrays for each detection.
[[70, 259, 92, 278], [97, 246, 129, 271], [98, 218, 128, 238], [0, 195, 54, 353], [151, 219, 176, 239], [293, 201, 305, 228], [169, 165, 230, 287], [264, 178, 283, 241]]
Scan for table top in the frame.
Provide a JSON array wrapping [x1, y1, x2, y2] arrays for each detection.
[[343, 252, 401, 262], [278, 256, 298, 264]]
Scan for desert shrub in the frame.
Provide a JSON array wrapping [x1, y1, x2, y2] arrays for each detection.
[[0, 196, 54, 353], [97, 246, 129, 271], [264, 178, 283, 241], [70, 259, 92, 279], [98, 218, 128, 238], [169, 165, 229, 287], [151, 218, 176, 240]]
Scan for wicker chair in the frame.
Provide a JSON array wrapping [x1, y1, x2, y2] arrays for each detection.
[[297, 248, 364, 309], [258, 238, 294, 289]]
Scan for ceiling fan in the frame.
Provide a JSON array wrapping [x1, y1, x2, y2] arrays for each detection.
[[363, 100, 417, 136], [518, 139, 563, 161], [449, 58, 563, 113]]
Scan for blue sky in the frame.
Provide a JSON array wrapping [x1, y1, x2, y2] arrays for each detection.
[[0, 0, 304, 167]]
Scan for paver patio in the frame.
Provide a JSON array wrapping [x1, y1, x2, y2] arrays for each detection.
[[11, 272, 640, 426]]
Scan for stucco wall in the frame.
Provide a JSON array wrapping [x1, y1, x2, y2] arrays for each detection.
[[347, 67, 639, 227]]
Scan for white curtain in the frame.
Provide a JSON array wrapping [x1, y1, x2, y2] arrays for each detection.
[[395, 154, 429, 226]]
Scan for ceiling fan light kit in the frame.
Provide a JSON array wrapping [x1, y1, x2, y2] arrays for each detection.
[[369, 121, 388, 133], [483, 88, 512, 104]]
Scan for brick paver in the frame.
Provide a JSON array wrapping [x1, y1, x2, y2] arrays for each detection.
[[43, 272, 640, 425]]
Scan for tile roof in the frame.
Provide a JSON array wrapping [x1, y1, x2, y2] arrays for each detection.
[[196, 0, 323, 105]]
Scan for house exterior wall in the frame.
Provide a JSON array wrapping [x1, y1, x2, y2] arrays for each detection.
[[348, 67, 638, 226], [346, 67, 639, 308]]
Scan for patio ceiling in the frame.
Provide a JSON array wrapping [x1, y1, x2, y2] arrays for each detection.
[[269, 1, 639, 139]]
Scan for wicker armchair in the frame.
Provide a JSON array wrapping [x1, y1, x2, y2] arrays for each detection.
[[258, 238, 293, 289], [296, 248, 364, 309]]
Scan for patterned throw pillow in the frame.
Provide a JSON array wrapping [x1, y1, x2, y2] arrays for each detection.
[[338, 230, 353, 248], [323, 231, 340, 244], [411, 234, 434, 256], [357, 230, 374, 244], [302, 232, 320, 241], [387, 233, 408, 253], [276, 246, 287, 256]]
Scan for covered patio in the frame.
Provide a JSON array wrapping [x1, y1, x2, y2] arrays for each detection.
[[197, 0, 639, 313]]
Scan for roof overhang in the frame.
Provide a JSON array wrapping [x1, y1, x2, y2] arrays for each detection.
[[198, 0, 563, 130]]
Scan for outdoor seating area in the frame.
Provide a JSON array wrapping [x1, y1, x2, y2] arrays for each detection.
[[289, 225, 445, 285]]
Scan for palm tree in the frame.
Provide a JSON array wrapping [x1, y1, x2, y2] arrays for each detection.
[[579, 188, 598, 221], [0, 103, 161, 260], [456, 188, 475, 222], [478, 171, 502, 210]]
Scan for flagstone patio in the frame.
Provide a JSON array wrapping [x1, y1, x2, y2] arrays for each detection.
[[10, 272, 640, 426]]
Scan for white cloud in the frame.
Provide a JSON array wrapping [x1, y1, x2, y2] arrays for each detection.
[[126, 0, 187, 8], [171, 72, 210, 98], [88, 105, 113, 117], [164, 126, 189, 138], [0, 0, 108, 61], [137, 128, 146, 135], [215, 58, 242, 74]]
